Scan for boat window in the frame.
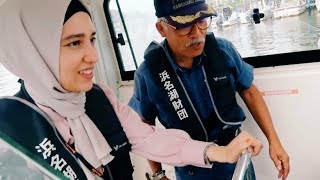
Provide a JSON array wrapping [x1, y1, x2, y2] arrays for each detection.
[[0, 64, 20, 96], [106, 0, 320, 81], [0, 0, 20, 95]]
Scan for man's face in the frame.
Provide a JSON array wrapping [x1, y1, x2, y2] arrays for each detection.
[[157, 18, 207, 60]]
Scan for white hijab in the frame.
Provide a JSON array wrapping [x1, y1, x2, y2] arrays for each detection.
[[0, 0, 113, 177]]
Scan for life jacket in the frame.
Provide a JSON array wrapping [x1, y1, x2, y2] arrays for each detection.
[[143, 33, 245, 142], [0, 83, 133, 180]]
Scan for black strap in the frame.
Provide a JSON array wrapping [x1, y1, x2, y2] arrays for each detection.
[[64, 142, 108, 179], [144, 41, 208, 141]]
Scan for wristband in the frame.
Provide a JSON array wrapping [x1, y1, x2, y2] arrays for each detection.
[[204, 142, 218, 164]]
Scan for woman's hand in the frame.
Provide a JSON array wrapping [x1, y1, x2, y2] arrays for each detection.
[[206, 131, 263, 163]]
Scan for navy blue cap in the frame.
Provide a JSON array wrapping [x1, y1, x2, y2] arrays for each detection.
[[154, 0, 217, 28]]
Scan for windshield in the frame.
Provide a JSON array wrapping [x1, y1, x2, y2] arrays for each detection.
[[109, 0, 320, 71]]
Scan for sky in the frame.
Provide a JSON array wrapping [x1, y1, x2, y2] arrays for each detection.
[[109, 0, 155, 13]]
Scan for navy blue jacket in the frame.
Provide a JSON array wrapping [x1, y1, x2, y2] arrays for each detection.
[[129, 33, 254, 143]]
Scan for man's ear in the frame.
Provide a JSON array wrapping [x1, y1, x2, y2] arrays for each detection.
[[156, 22, 166, 37]]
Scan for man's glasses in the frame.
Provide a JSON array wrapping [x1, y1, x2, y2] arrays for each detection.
[[161, 17, 213, 36]]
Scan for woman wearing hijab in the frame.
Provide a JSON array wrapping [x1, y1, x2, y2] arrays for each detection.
[[0, 0, 262, 179]]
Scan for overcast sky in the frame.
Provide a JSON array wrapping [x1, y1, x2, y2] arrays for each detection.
[[109, 0, 155, 13]]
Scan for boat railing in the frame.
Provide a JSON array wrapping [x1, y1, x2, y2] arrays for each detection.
[[232, 149, 255, 180]]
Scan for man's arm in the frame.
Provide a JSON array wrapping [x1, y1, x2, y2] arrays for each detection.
[[142, 118, 170, 180], [239, 84, 290, 180]]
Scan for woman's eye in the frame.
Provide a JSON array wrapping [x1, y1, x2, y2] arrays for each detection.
[[91, 37, 96, 44], [67, 40, 80, 47]]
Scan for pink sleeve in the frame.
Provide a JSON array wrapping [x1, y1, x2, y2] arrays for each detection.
[[98, 84, 212, 168]]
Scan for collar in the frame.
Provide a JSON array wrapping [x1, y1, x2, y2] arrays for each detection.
[[163, 40, 206, 73], [16, 79, 35, 104]]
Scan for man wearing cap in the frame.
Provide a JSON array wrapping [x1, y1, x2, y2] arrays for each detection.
[[128, 0, 290, 179]]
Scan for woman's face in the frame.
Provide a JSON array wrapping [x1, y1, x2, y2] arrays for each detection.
[[59, 12, 98, 92]]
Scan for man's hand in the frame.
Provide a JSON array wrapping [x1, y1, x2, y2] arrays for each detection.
[[240, 84, 291, 179], [269, 141, 290, 180]]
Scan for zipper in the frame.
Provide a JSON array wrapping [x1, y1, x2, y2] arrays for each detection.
[[176, 75, 209, 142], [156, 42, 209, 142]]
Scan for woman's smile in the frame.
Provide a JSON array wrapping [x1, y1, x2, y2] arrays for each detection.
[[79, 67, 94, 79]]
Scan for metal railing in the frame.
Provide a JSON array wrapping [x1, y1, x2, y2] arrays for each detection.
[[232, 149, 256, 180]]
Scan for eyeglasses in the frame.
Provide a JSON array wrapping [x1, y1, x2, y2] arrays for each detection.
[[161, 17, 212, 36]]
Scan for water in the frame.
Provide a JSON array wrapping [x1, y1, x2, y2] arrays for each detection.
[[211, 9, 320, 58]]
